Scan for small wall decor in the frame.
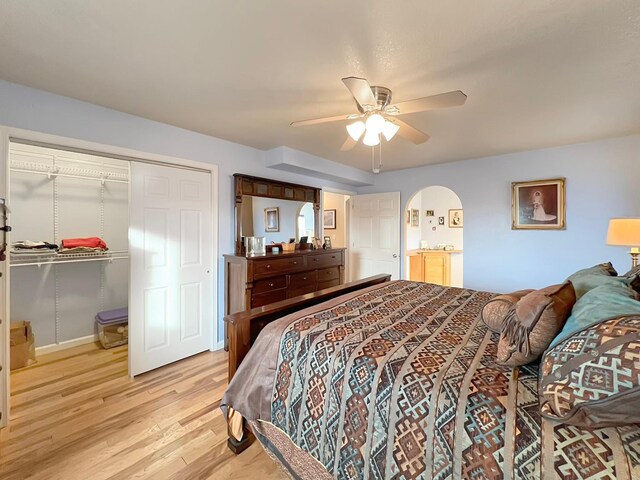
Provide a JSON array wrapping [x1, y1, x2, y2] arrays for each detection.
[[406, 210, 411, 224], [438, 216, 445, 226], [323, 209, 337, 229], [448, 209, 463, 228], [411, 209, 420, 227], [512, 178, 566, 230], [425, 210, 435, 217], [323, 236, 332, 249], [264, 207, 280, 232]]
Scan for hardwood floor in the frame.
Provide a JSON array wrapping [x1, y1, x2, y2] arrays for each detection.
[[0, 343, 287, 480]]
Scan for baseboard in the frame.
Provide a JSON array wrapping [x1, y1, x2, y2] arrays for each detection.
[[36, 334, 99, 355]]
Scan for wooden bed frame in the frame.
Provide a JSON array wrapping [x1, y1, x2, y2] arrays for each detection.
[[224, 273, 392, 453]]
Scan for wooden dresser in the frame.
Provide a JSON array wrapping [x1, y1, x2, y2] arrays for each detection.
[[223, 248, 346, 346], [407, 249, 462, 286]]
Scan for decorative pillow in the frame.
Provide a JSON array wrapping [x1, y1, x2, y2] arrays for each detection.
[[622, 264, 640, 278], [540, 315, 640, 428], [567, 262, 618, 299], [550, 281, 640, 348], [480, 290, 534, 333], [497, 282, 576, 366]]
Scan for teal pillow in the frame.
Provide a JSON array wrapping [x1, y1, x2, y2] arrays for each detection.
[[550, 281, 640, 348], [566, 262, 618, 299]]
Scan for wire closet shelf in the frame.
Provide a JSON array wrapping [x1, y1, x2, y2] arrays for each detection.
[[10, 250, 129, 268], [10, 159, 129, 184]]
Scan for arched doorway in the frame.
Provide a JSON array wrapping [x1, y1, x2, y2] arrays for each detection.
[[405, 186, 463, 287]]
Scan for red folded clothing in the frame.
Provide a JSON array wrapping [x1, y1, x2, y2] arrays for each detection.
[[61, 237, 107, 250]]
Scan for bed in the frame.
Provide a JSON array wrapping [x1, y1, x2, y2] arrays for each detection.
[[222, 278, 640, 479]]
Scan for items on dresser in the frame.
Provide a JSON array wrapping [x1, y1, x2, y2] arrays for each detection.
[[224, 248, 346, 348]]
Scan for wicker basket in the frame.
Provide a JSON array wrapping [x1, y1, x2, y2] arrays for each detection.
[[281, 242, 296, 252]]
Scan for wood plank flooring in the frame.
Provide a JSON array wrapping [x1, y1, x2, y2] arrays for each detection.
[[0, 343, 287, 480]]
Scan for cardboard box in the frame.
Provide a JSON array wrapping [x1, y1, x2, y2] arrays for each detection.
[[10, 321, 36, 370]]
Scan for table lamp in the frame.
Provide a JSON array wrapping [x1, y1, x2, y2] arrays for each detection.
[[606, 218, 640, 268]]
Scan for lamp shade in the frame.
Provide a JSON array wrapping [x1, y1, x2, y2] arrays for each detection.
[[606, 218, 640, 246], [346, 121, 365, 141]]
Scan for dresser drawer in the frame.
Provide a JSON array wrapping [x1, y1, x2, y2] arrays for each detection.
[[317, 267, 340, 282], [318, 278, 340, 290], [254, 256, 306, 276], [308, 252, 342, 269], [287, 282, 318, 298], [289, 270, 318, 285], [252, 289, 287, 307], [253, 276, 287, 294]]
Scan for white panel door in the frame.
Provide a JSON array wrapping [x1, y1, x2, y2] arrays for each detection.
[[129, 163, 212, 376], [349, 192, 401, 281]]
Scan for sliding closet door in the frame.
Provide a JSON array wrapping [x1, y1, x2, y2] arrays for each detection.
[[129, 163, 212, 376]]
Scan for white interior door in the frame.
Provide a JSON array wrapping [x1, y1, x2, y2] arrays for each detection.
[[349, 192, 401, 281], [129, 162, 213, 376]]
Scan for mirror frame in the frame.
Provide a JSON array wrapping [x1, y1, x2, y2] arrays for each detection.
[[233, 174, 321, 254]]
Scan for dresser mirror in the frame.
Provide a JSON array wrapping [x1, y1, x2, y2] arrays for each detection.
[[234, 174, 321, 254]]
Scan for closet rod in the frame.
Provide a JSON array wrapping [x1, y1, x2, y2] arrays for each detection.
[[10, 167, 129, 184], [10, 255, 129, 268]]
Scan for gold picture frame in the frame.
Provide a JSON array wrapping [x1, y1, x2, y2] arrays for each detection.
[[264, 207, 280, 232], [448, 209, 463, 228], [512, 178, 565, 230]]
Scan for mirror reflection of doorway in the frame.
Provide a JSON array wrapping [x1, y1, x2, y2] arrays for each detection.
[[297, 203, 314, 241], [405, 186, 463, 287]]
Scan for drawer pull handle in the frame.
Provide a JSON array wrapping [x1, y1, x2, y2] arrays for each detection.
[[313, 258, 318, 261], [293, 261, 298, 265], [302, 277, 307, 280], [268, 283, 274, 287], [266, 264, 271, 269], [331, 255, 336, 258]]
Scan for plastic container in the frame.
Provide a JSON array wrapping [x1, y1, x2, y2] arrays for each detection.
[[96, 307, 128, 349]]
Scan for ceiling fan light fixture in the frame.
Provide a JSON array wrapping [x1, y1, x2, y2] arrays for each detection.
[[382, 120, 400, 141], [346, 120, 366, 141], [362, 129, 380, 147], [365, 113, 385, 135]]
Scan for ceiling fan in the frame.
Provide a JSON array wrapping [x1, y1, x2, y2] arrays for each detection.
[[290, 77, 467, 152]]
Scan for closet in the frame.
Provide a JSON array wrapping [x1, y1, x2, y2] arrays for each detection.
[[9, 143, 129, 353]]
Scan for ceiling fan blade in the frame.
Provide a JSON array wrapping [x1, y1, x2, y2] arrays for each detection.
[[388, 90, 467, 115], [342, 76, 377, 110], [340, 136, 357, 151], [290, 113, 355, 127], [392, 118, 430, 144]]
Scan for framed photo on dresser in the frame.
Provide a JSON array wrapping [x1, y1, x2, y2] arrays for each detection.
[[512, 178, 565, 230]]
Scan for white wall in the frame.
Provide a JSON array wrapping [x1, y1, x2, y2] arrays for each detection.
[[0, 80, 356, 342], [359, 135, 640, 293], [323, 191, 348, 248], [419, 186, 463, 250]]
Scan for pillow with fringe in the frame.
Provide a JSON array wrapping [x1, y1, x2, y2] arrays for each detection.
[[497, 281, 576, 366], [480, 290, 534, 333]]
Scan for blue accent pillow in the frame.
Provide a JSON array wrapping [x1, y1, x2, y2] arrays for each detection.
[[550, 281, 640, 348], [566, 262, 618, 299]]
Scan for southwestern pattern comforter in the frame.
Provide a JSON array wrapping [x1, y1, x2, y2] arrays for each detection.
[[222, 281, 640, 479]]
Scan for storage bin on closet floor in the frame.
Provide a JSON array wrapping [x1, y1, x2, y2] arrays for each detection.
[[96, 308, 128, 349]]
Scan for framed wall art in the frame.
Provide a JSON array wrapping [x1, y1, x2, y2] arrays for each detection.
[[323, 209, 336, 229], [512, 178, 565, 230], [264, 207, 280, 232], [448, 209, 463, 228], [411, 209, 420, 227]]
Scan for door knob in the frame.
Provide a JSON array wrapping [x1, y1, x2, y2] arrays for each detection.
[[392, 254, 398, 258]]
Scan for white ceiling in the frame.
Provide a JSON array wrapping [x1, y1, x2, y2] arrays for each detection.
[[1, 1, 639, 171]]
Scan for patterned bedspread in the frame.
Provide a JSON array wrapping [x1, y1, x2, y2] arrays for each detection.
[[223, 281, 640, 479]]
